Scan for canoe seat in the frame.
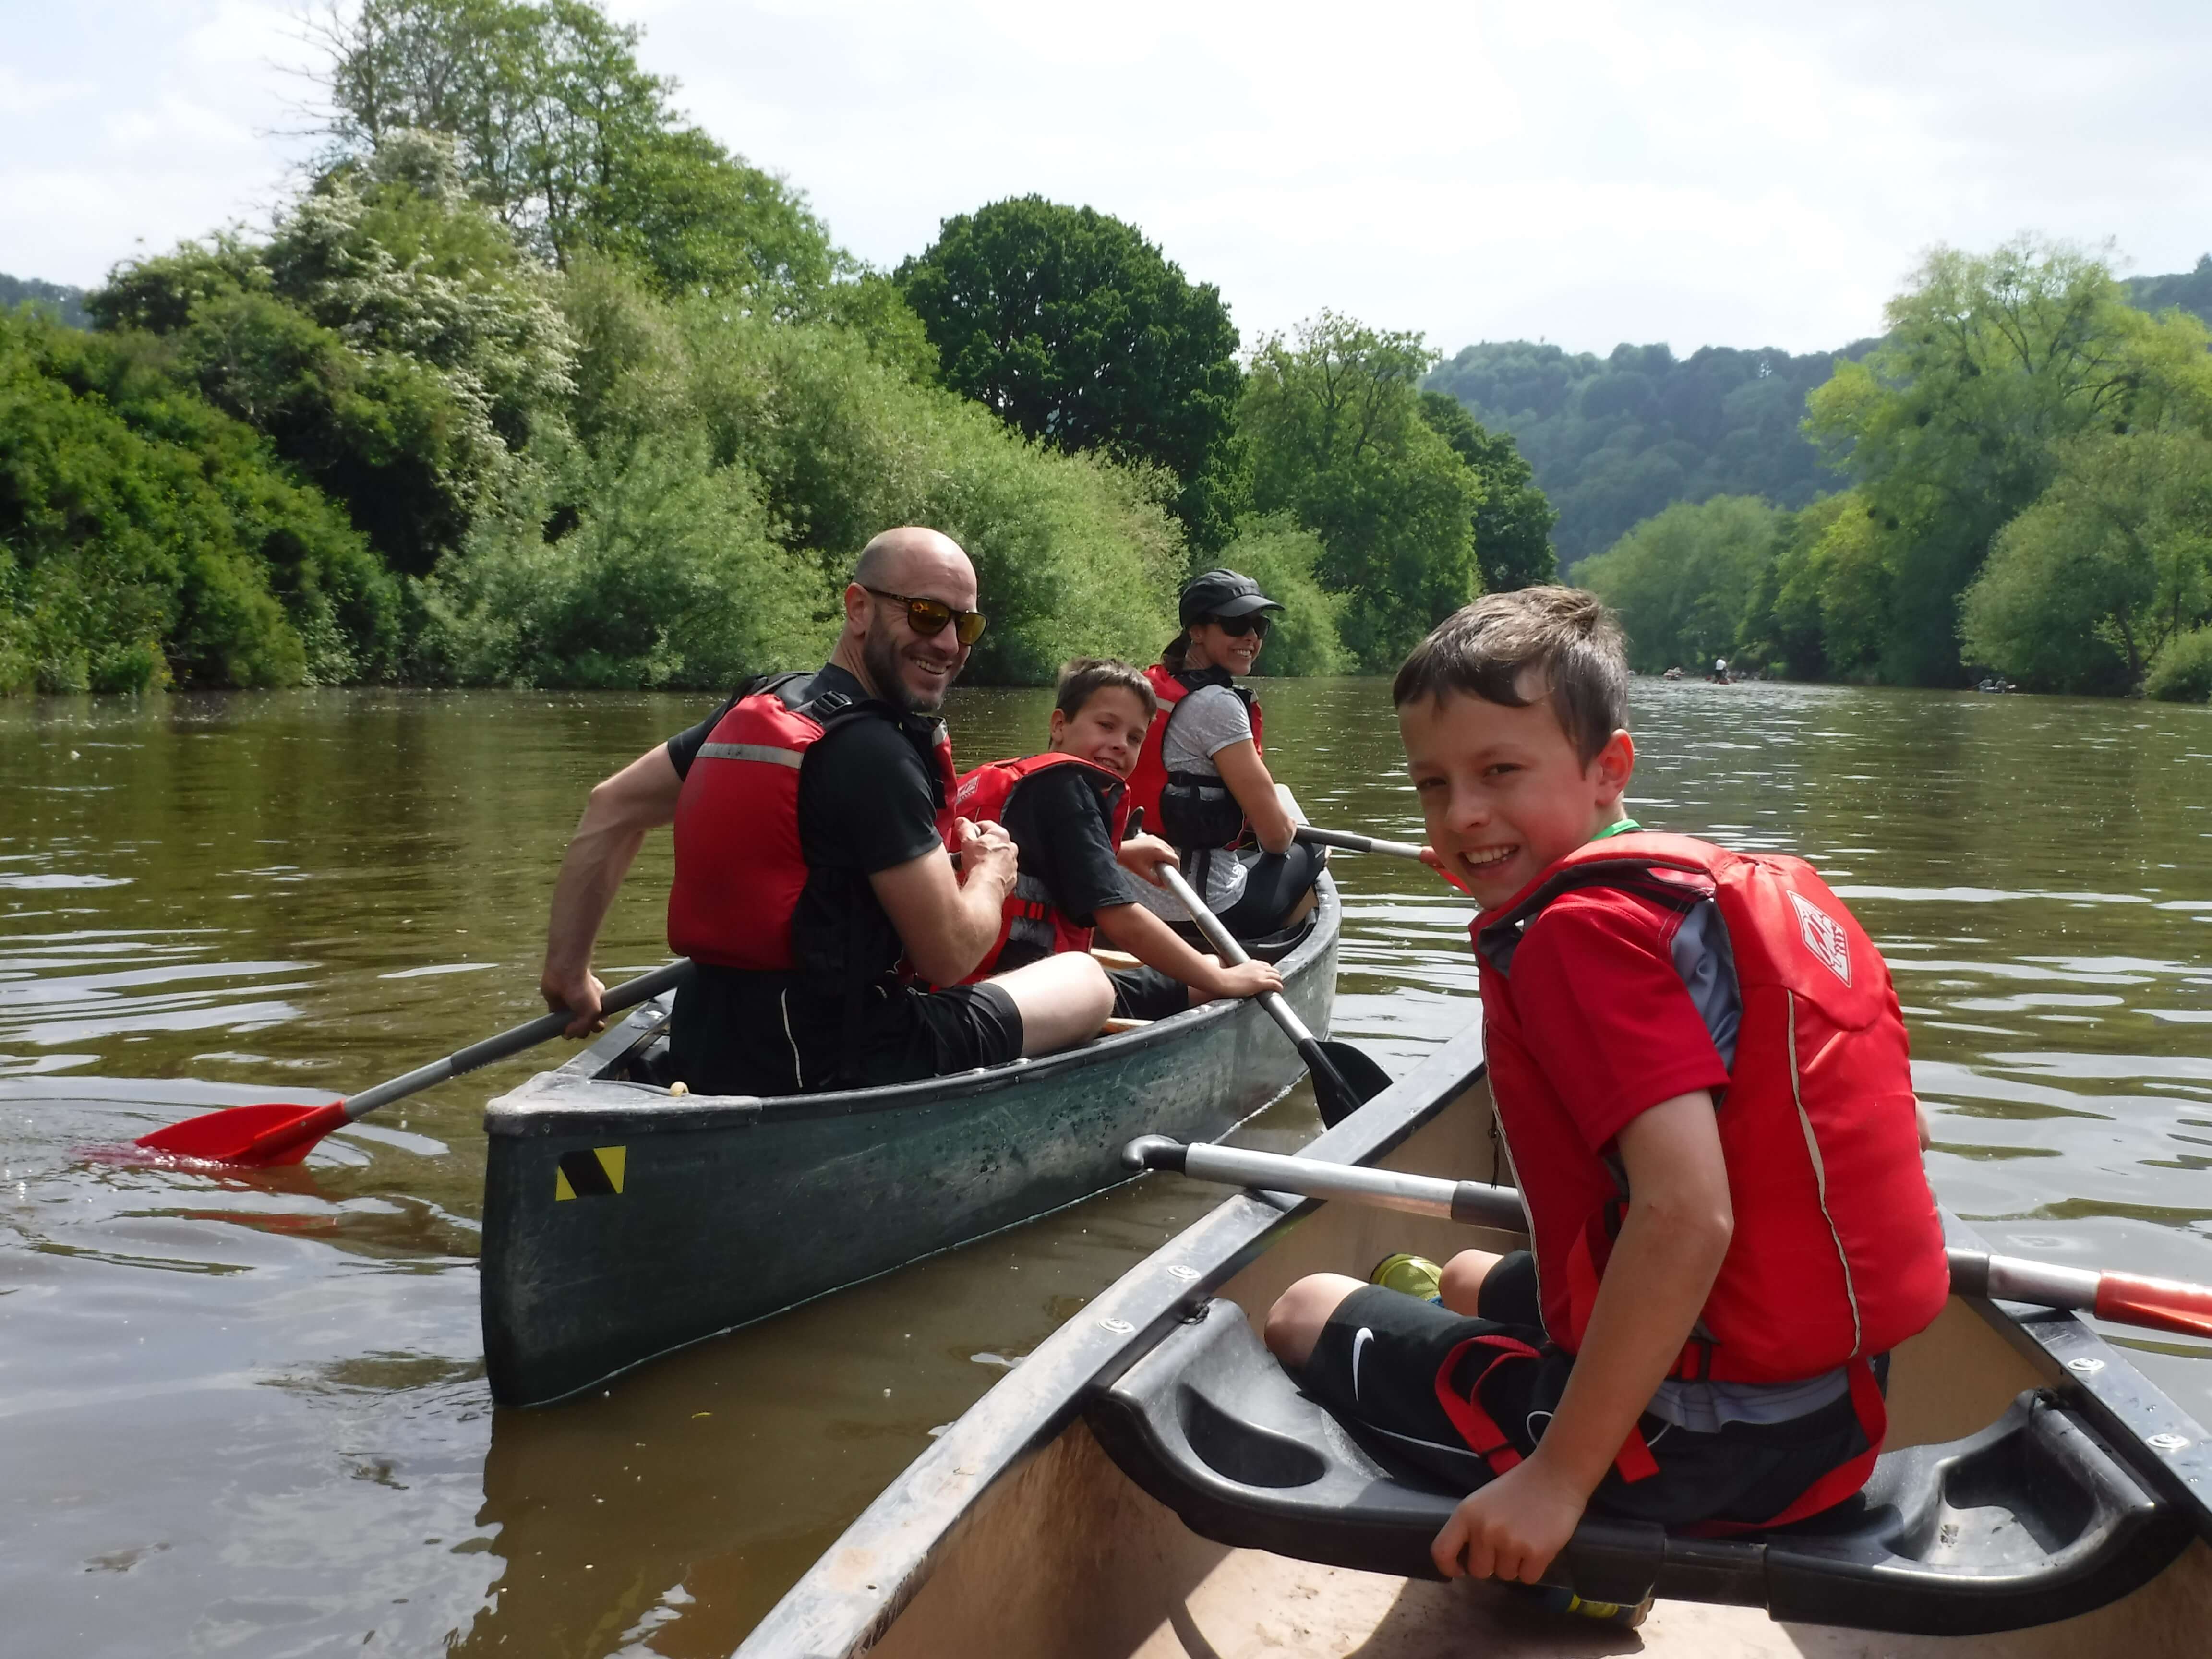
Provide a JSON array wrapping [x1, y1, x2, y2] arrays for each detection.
[[1085, 1299, 2190, 1637]]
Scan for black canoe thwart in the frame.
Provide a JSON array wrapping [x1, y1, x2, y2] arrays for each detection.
[[1085, 1296, 2190, 1637]]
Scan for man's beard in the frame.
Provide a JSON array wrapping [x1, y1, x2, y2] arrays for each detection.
[[862, 619, 948, 714]]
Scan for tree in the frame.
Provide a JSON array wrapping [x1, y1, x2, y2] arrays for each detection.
[[1960, 431, 2212, 692], [1416, 390, 1558, 589], [1579, 496, 1780, 673], [894, 197, 1242, 548], [92, 134, 577, 576], [1427, 338, 1852, 566], [315, 0, 837, 311], [1805, 237, 2212, 685], [1240, 313, 1484, 669]]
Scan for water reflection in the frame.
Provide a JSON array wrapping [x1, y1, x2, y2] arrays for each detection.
[[2, 679, 2209, 1655]]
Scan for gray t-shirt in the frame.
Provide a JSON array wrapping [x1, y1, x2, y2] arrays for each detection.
[[1130, 684, 1254, 917]]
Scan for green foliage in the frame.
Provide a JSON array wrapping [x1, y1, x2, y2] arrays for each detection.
[[92, 134, 577, 576], [1, 273, 90, 330], [0, 310, 395, 692], [1580, 496, 1781, 673], [1806, 237, 2212, 685], [415, 430, 833, 687], [1213, 517, 1346, 678], [1240, 312, 1484, 671], [318, 0, 837, 311], [1427, 339, 1849, 567], [2127, 254, 2212, 332], [419, 266, 1184, 687], [1960, 431, 2212, 692], [2145, 625, 2212, 703], [896, 197, 1243, 549], [1415, 390, 1557, 590]]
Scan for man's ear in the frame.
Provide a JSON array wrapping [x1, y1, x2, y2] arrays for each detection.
[[1592, 729, 1636, 803], [842, 583, 870, 629], [1047, 707, 1068, 750]]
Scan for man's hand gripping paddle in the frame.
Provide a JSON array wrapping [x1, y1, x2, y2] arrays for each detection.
[[1155, 864, 1390, 1127], [132, 959, 695, 1168], [1123, 1135, 2212, 1342]]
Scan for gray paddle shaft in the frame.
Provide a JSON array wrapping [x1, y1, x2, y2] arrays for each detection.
[[1141, 1138, 2077, 1316], [1155, 865, 1313, 1043], [1294, 825, 1428, 862], [343, 959, 694, 1119]]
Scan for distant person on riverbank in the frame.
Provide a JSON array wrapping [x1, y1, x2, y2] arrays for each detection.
[[952, 657, 1285, 1022], [537, 526, 1112, 1095], [1263, 586, 1947, 1587], [1126, 570, 1319, 939]]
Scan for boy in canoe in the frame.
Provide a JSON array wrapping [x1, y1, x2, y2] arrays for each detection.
[[1264, 587, 1947, 1585], [952, 658, 1284, 1017]]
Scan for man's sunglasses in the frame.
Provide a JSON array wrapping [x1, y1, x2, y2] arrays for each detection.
[[866, 587, 988, 647], [1207, 613, 1271, 638]]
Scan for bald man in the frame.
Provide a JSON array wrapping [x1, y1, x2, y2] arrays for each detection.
[[539, 527, 1114, 1095]]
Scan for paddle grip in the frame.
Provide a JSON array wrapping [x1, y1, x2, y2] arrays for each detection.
[[343, 959, 694, 1119], [1166, 1140, 1531, 1230]]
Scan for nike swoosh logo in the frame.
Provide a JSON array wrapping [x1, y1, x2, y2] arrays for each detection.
[[1351, 1327, 1374, 1404]]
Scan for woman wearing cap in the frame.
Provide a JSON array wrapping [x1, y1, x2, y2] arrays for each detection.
[[1125, 569, 1321, 939]]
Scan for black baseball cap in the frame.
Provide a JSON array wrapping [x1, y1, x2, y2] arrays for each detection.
[[1178, 568, 1285, 626]]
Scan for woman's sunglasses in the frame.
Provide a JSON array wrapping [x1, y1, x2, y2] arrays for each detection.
[[866, 587, 988, 647], [1207, 613, 1271, 638]]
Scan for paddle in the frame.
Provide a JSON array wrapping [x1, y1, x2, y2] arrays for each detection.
[[1124, 1136, 2212, 1342], [133, 959, 696, 1168], [1154, 864, 1390, 1127], [1294, 824, 1430, 863]]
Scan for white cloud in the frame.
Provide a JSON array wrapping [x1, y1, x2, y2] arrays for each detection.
[[5, 0, 2209, 355]]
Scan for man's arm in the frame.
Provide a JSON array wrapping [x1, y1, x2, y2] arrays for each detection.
[[1431, 1091, 1733, 1584], [869, 818, 1019, 986], [541, 745, 685, 1034], [1212, 741, 1297, 854], [1092, 902, 1281, 1002]]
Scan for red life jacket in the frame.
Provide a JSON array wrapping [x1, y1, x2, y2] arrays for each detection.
[[1125, 663, 1264, 850], [666, 673, 958, 972], [950, 752, 1130, 981], [1473, 831, 1948, 1382], [1454, 832, 1948, 1527]]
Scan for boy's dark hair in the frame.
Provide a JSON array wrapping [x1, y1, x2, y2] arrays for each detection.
[[1056, 657, 1157, 721], [1391, 587, 1629, 764]]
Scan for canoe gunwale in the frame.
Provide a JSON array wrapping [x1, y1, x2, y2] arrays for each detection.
[[484, 873, 1341, 1139], [731, 1019, 1489, 1659], [738, 1011, 2212, 1659]]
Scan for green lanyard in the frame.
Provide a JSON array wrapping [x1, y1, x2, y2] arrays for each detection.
[[1591, 817, 1643, 841]]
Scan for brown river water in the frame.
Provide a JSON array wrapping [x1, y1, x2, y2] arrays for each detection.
[[4, 678, 2210, 1657]]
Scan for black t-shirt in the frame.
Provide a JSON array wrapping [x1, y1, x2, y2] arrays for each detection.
[[992, 762, 1132, 971], [665, 664, 951, 1089]]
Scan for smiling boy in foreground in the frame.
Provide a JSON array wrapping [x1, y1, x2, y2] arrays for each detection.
[[1264, 587, 1948, 1587]]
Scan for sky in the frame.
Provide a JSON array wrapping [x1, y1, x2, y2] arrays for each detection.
[[5, 0, 2210, 359]]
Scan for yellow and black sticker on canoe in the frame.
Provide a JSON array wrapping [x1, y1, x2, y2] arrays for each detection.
[[553, 1145, 626, 1200]]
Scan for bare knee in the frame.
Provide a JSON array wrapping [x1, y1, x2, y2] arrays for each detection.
[[1263, 1273, 1363, 1370], [1438, 1248, 1501, 1317], [996, 952, 1113, 1056]]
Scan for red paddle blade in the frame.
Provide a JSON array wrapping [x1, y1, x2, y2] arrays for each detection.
[[2094, 1272, 2212, 1341], [134, 1100, 351, 1168]]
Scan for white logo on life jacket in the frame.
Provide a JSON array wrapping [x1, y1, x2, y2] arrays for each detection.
[[1789, 890, 1853, 986]]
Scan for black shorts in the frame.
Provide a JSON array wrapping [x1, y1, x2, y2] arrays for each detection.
[[1299, 1252, 1879, 1529], [1214, 843, 1321, 938], [1109, 964, 1191, 1022], [672, 972, 1022, 1095]]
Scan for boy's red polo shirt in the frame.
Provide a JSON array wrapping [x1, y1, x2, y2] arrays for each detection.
[[1495, 883, 1732, 1321]]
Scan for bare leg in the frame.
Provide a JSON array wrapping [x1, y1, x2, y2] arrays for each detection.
[[1263, 1272, 1367, 1370], [1438, 1248, 1504, 1316], [986, 951, 1115, 1057]]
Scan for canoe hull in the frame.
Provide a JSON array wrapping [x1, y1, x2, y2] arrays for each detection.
[[480, 877, 1341, 1408]]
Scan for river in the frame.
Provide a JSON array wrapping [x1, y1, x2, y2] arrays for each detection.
[[3, 678, 2209, 1657]]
